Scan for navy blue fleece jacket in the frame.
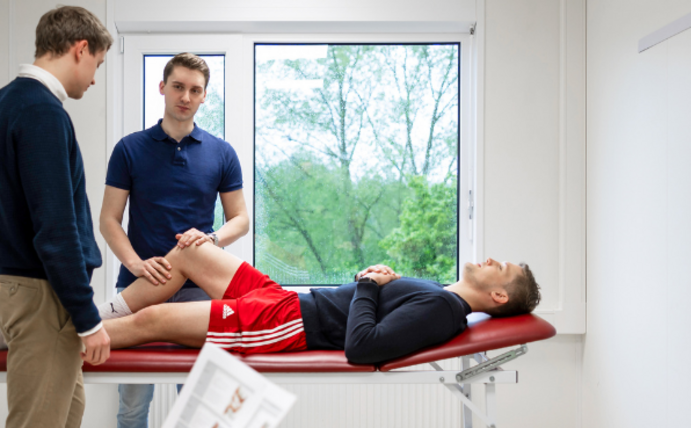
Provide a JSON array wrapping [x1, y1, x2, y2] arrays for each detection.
[[299, 277, 470, 364]]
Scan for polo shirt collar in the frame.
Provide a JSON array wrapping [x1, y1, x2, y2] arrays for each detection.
[[151, 120, 169, 141], [189, 124, 203, 142], [151, 119, 203, 143]]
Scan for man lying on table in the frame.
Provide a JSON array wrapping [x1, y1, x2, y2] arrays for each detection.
[[98, 243, 541, 364]]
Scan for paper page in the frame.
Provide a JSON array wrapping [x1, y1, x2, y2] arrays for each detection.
[[163, 343, 296, 428]]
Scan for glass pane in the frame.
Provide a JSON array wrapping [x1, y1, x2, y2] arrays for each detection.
[[255, 44, 460, 285], [144, 55, 226, 231]]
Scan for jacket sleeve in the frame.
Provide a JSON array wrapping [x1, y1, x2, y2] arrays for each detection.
[[14, 104, 101, 333], [344, 282, 456, 364]]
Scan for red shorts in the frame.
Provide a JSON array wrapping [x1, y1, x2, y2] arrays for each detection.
[[206, 262, 307, 354]]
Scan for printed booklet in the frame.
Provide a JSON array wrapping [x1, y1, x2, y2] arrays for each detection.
[[163, 343, 296, 428]]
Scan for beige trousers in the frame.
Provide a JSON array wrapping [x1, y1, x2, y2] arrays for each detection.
[[0, 275, 85, 428]]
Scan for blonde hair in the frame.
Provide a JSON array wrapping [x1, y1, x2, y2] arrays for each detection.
[[35, 6, 113, 58]]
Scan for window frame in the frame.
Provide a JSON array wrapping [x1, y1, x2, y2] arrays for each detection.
[[245, 34, 473, 289], [111, 33, 473, 294], [252, 40, 468, 287], [116, 35, 245, 291]]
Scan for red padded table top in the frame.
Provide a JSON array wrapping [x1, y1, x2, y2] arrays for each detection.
[[0, 315, 554, 373], [379, 314, 556, 371], [81, 345, 375, 373]]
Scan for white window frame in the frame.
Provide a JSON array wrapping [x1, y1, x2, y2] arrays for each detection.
[[246, 34, 473, 289], [111, 35, 247, 293], [109, 33, 473, 294]]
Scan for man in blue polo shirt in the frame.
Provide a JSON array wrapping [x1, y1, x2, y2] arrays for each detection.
[[100, 53, 249, 428]]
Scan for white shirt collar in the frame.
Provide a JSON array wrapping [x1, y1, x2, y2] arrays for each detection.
[[17, 64, 68, 103]]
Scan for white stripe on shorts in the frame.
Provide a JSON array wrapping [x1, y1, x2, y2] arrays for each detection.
[[206, 326, 304, 348], [207, 318, 303, 337], [207, 322, 304, 344]]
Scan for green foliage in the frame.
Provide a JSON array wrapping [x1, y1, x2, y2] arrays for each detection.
[[196, 89, 224, 139], [254, 44, 460, 284], [380, 176, 457, 283], [196, 85, 225, 230], [255, 150, 412, 284], [213, 194, 224, 232]]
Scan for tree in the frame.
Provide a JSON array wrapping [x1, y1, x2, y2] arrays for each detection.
[[196, 89, 224, 138], [380, 176, 457, 283], [255, 44, 460, 284]]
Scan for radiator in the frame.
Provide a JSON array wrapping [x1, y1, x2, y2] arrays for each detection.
[[149, 384, 178, 427], [149, 358, 462, 428]]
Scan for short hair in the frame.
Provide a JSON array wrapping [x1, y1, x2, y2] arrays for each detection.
[[163, 53, 210, 89], [485, 263, 541, 318], [35, 6, 113, 58]]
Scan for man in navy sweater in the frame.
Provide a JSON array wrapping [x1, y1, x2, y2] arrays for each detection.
[[98, 243, 541, 364], [0, 6, 113, 428]]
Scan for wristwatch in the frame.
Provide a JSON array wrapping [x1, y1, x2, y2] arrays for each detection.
[[357, 276, 378, 286], [207, 232, 219, 247]]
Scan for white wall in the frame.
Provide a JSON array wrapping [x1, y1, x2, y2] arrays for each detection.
[[0, 0, 119, 426], [483, 0, 586, 331], [0, 0, 8, 86], [484, 0, 561, 311], [479, 0, 584, 426], [584, 1, 691, 427], [488, 335, 582, 427], [0, 0, 8, 419]]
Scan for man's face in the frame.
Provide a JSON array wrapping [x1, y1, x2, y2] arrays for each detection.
[[159, 66, 206, 123], [70, 48, 106, 99], [463, 258, 523, 290]]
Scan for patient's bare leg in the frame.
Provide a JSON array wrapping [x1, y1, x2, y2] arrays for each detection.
[[120, 243, 243, 313], [104, 301, 211, 349]]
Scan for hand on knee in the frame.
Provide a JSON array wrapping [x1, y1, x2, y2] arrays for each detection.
[[164, 242, 211, 278]]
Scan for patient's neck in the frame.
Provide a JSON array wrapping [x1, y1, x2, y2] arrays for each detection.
[[445, 281, 483, 313]]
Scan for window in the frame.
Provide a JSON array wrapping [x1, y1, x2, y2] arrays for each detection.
[[254, 43, 461, 285]]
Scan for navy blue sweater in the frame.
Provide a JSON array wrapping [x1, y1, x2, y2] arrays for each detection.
[[299, 277, 470, 364], [0, 78, 102, 333]]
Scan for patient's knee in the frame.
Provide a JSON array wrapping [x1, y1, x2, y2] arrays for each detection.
[[164, 245, 186, 262], [132, 305, 164, 330], [165, 243, 208, 277]]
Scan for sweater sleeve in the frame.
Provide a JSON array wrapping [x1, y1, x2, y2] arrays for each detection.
[[14, 104, 101, 333], [344, 282, 455, 364]]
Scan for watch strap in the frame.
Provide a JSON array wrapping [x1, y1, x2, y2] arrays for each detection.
[[207, 232, 219, 246]]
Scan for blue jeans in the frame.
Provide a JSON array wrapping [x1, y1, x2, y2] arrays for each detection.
[[116, 287, 210, 428]]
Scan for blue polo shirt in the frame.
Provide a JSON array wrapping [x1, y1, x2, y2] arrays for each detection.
[[106, 120, 243, 289]]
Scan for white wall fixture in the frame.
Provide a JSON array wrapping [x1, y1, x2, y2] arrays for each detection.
[[639, 10, 691, 52], [113, 0, 476, 34]]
